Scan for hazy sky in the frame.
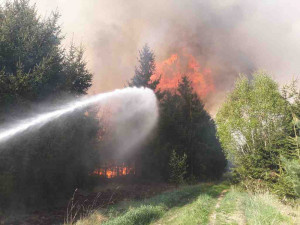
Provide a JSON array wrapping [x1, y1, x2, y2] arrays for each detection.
[[3, 0, 300, 113]]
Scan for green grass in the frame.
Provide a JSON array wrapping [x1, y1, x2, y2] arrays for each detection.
[[215, 188, 242, 225], [215, 187, 298, 225], [103, 205, 164, 225], [244, 193, 293, 225], [76, 182, 299, 225], [76, 183, 228, 225], [152, 193, 217, 225]]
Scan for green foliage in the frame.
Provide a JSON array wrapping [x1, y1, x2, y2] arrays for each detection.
[[140, 76, 226, 181], [0, 0, 98, 209], [129, 46, 226, 182], [280, 158, 300, 197], [128, 44, 160, 92], [169, 150, 187, 185], [216, 71, 299, 198], [0, 0, 92, 114], [63, 44, 92, 95], [149, 76, 226, 180]]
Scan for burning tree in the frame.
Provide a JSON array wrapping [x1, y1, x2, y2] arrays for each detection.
[[128, 45, 226, 181]]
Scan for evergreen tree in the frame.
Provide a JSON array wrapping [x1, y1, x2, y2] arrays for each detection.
[[169, 150, 187, 185], [0, 0, 99, 208], [176, 76, 226, 179], [128, 44, 160, 92], [143, 76, 226, 181]]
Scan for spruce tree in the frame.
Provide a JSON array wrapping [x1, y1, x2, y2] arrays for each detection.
[[0, 0, 99, 208], [150, 76, 226, 180], [128, 44, 160, 92], [177, 76, 226, 178]]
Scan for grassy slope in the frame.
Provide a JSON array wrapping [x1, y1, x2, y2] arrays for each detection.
[[75, 183, 299, 225], [152, 183, 228, 225], [75, 183, 228, 225], [215, 188, 300, 225]]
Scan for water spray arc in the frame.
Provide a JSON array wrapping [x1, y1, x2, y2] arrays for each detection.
[[0, 87, 158, 144]]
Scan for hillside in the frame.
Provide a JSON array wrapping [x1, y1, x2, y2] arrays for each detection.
[[75, 183, 299, 225]]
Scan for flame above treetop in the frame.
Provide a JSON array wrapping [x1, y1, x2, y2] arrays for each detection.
[[152, 50, 215, 98]]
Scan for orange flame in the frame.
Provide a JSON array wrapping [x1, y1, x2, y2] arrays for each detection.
[[93, 162, 135, 178], [152, 50, 215, 98]]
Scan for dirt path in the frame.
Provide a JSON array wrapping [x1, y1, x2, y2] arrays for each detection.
[[229, 198, 247, 225], [209, 189, 228, 225]]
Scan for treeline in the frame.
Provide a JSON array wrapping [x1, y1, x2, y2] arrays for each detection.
[[128, 45, 226, 182], [0, 0, 100, 209], [0, 0, 226, 211], [216, 72, 300, 199]]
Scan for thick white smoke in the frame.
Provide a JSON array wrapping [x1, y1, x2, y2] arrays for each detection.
[[34, 0, 300, 114]]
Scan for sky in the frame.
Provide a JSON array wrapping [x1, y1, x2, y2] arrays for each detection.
[[3, 0, 300, 114]]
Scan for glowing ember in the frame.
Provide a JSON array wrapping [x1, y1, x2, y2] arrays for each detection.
[[93, 162, 135, 178], [151, 50, 215, 98]]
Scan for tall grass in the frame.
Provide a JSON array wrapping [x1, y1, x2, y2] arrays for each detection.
[[244, 193, 294, 225], [75, 183, 228, 225], [154, 193, 217, 225], [215, 187, 298, 225], [75, 183, 299, 225]]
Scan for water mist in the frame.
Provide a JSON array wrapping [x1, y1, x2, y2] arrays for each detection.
[[0, 87, 158, 146]]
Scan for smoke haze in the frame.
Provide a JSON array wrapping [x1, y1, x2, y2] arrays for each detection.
[[28, 0, 300, 113]]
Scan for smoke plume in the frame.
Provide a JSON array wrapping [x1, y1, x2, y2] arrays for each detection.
[[35, 0, 300, 114]]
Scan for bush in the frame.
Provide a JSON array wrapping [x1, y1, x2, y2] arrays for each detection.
[[169, 150, 187, 185], [275, 158, 300, 198], [216, 72, 300, 199], [186, 174, 198, 185]]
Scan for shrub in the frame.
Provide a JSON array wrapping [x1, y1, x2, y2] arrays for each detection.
[[169, 150, 187, 185]]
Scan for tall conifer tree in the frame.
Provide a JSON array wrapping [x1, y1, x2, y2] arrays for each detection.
[[128, 44, 160, 92]]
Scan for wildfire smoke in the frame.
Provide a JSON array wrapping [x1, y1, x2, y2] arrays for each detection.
[[35, 0, 300, 115]]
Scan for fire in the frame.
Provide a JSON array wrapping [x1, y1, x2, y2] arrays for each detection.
[[93, 162, 135, 178], [152, 50, 215, 98]]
